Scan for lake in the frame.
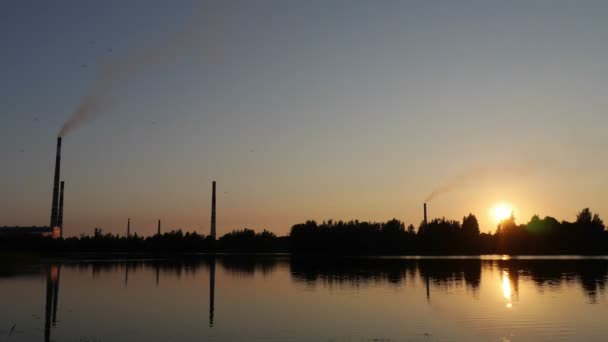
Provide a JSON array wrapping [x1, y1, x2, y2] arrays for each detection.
[[1, 255, 607, 341]]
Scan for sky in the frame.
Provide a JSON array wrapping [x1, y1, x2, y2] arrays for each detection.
[[2, 0, 608, 237]]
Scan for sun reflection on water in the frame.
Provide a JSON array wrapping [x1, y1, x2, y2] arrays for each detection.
[[502, 270, 513, 308]]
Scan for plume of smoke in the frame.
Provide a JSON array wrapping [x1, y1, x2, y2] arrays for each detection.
[[59, 5, 226, 137], [59, 93, 106, 137], [424, 157, 551, 203], [424, 167, 488, 203]]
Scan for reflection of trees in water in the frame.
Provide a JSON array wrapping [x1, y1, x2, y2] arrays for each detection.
[[290, 258, 418, 287], [495, 259, 608, 303], [56, 257, 608, 303], [291, 258, 608, 303], [83, 258, 212, 279], [218, 255, 287, 276], [61, 256, 288, 281], [1, 257, 606, 340], [418, 259, 481, 293], [13, 256, 606, 332], [290, 258, 482, 293]]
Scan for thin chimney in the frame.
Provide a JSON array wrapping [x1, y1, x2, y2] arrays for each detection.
[[127, 218, 131, 237], [424, 202, 428, 227], [57, 181, 65, 238], [210, 181, 216, 239], [50, 137, 62, 228], [157, 219, 161, 236]]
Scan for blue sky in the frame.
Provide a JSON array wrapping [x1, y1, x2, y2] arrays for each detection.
[[2, 0, 608, 236]]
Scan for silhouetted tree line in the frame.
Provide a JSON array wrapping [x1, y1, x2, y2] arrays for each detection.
[[0, 228, 289, 254], [493, 208, 607, 254], [290, 219, 417, 254], [289, 208, 608, 255], [2, 208, 607, 255]]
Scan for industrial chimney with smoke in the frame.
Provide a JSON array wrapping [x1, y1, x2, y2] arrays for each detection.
[[49, 137, 62, 229], [424, 202, 428, 228], [210, 181, 216, 240], [48, 137, 66, 238], [57, 181, 65, 238]]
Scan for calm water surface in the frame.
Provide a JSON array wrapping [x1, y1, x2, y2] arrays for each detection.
[[1, 256, 607, 341]]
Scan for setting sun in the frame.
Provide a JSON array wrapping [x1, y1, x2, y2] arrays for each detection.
[[492, 203, 513, 223]]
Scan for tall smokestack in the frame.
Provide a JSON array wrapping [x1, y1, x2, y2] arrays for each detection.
[[157, 219, 161, 236], [424, 202, 428, 227], [50, 137, 62, 228], [210, 181, 216, 240], [127, 218, 131, 237], [57, 181, 65, 238]]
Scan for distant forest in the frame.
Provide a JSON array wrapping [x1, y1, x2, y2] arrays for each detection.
[[290, 208, 608, 254], [2, 208, 608, 255]]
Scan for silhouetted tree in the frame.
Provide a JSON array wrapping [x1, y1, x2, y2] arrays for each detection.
[[462, 214, 480, 236], [3, 208, 608, 255], [406, 224, 416, 235], [496, 213, 529, 253], [461, 213, 480, 253]]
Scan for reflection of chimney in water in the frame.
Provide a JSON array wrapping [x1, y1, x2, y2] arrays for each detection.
[[44, 269, 53, 342], [209, 257, 216, 327], [124, 263, 129, 288], [52, 266, 60, 325], [44, 265, 60, 342], [156, 264, 160, 287], [425, 273, 430, 302]]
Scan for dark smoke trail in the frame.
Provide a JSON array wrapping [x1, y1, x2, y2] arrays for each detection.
[[59, 93, 106, 137], [59, 5, 226, 137], [424, 158, 551, 203], [424, 167, 488, 203]]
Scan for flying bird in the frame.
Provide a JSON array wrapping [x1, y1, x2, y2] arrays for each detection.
[[81, 64, 88, 68]]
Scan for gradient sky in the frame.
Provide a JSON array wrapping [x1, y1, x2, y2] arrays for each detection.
[[2, 0, 608, 237]]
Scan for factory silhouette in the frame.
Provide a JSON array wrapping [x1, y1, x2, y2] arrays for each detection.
[[2, 137, 608, 255], [1, 137, 66, 238], [1, 136, 220, 240]]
